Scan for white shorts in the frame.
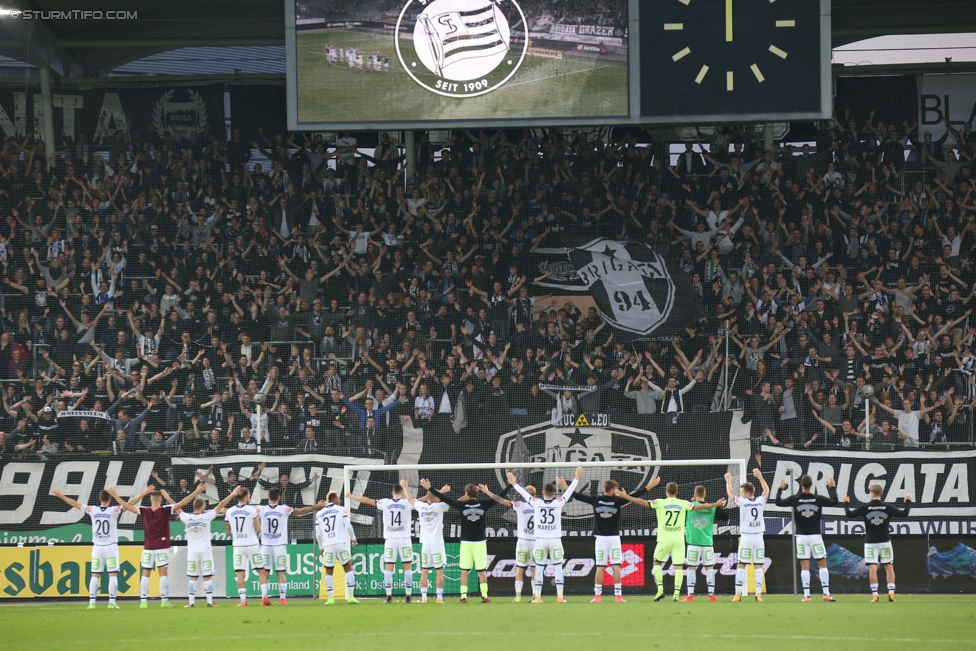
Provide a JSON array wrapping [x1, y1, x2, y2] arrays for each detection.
[[92, 544, 120, 573], [263, 544, 288, 572], [186, 549, 215, 577], [321, 542, 352, 568], [686, 545, 715, 567], [141, 548, 170, 570], [532, 539, 564, 565], [796, 534, 827, 560], [233, 544, 266, 572], [383, 537, 414, 564], [515, 538, 535, 568], [595, 535, 623, 566], [864, 541, 894, 565], [737, 534, 765, 564], [421, 541, 446, 569]]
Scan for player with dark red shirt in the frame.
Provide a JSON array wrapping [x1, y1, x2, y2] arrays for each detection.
[[119, 484, 204, 608]]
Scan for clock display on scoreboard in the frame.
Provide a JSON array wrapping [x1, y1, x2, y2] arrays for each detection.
[[639, 0, 828, 120]]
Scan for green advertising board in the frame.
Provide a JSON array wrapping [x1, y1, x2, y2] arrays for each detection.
[[224, 544, 319, 598], [348, 542, 462, 596], [222, 542, 466, 598]]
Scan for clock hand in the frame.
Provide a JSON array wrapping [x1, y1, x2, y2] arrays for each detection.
[[725, 0, 733, 42]]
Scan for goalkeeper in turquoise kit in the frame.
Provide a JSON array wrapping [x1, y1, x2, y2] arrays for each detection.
[[683, 484, 728, 601]]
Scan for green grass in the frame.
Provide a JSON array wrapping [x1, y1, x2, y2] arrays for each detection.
[[295, 29, 628, 122], [4, 595, 975, 651]]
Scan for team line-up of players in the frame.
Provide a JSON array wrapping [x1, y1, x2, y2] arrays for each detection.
[[53, 467, 912, 608]]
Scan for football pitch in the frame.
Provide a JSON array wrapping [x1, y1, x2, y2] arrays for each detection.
[[4, 595, 974, 651], [295, 30, 629, 123]]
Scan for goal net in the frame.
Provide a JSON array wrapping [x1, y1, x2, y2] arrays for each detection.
[[341, 458, 747, 541]]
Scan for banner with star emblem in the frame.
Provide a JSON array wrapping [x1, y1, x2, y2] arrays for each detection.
[[535, 239, 705, 341]]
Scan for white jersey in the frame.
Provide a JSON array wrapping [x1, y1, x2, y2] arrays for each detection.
[[179, 510, 217, 552], [514, 479, 578, 540], [316, 503, 354, 544], [735, 495, 768, 535], [376, 497, 411, 539], [258, 504, 294, 546], [83, 504, 122, 546], [413, 501, 449, 545], [225, 504, 260, 546], [511, 499, 536, 541]]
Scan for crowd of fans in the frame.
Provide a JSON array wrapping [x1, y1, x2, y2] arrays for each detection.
[[0, 104, 973, 467]]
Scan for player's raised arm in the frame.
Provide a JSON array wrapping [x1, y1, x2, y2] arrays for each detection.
[[819, 477, 839, 506], [50, 489, 83, 510], [841, 494, 868, 517], [400, 479, 417, 506], [560, 467, 582, 500], [614, 487, 650, 508], [214, 486, 240, 515], [345, 491, 377, 507], [423, 479, 463, 508], [112, 486, 150, 514], [293, 500, 327, 516], [692, 497, 727, 510], [483, 483, 512, 507], [752, 468, 770, 498], [169, 482, 207, 512], [774, 479, 794, 507], [724, 472, 737, 502], [890, 494, 912, 517], [508, 472, 534, 502]]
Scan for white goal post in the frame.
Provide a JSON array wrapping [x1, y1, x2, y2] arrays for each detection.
[[342, 459, 747, 509]]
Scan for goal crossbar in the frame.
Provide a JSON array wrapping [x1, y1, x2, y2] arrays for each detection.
[[342, 459, 747, 508]]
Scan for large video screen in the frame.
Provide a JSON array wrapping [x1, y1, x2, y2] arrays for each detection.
[[291, 0, 630, 127]]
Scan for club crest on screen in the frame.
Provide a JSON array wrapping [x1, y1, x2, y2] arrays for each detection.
[[395, 0, 528, 97]]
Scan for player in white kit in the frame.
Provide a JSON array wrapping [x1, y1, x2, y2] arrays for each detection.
[[316, 491, 359, 604], [347, 484, 415, 602], [725, 468, 770, 602], [508, 467, 581, 603], [486, 483, 536, 601], [400, 479, 450, 603], [177, 488, 240, 607], [225, 486, 262, 606], [52, 487, 124, 609], [255, 488, 323, 607]]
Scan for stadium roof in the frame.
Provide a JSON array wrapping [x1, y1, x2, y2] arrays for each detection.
[[0, 0, 972, 77]]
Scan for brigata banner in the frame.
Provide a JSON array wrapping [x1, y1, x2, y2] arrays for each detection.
[[0, 85, 225, 142], [760, 446, 976, 534], [526, 239, 705, 340], [918, 73, 976, 146]]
